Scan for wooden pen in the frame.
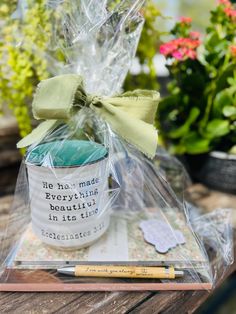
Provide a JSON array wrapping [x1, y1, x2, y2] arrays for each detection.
[[57, 265, 184, 279]]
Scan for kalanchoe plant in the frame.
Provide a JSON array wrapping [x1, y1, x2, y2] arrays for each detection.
[[157, 0, 236, 155]]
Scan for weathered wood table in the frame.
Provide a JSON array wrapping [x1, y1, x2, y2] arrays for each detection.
[[0, 184, 235, 313]]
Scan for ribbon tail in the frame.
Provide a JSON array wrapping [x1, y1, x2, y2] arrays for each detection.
[[121, 119, 158, 159], [92, 102, 158, 159], [17, 120, 58, 149]]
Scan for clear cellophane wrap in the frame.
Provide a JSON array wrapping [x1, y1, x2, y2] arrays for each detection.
[[0, 0, 233, 290]]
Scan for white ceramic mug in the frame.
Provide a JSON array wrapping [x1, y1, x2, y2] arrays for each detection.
[[26, 142, 110, 249]]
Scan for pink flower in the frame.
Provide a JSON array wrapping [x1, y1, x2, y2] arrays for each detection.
[[172, 51, 183, 60], [186, 49, 197, 60], [224, 7, 236, 19], [218, 0, 232, 7], [180, 16, 192, 24], [160, 44, 173, 56], [160, 37, 200, 61], [190, 31, 201, 39], [230, 46, 236, 57], [224, 7, 231, 15]]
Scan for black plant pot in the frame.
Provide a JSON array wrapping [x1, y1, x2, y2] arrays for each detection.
[[181, 152, 236, 194]]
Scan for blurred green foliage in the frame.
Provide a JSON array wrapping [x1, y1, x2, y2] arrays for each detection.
[[0, 0, 50, 138], [157, 1, 236, 155], [124, 0, 163, 91]]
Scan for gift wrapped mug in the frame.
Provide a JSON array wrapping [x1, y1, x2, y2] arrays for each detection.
[[26, 140, 110, 249]]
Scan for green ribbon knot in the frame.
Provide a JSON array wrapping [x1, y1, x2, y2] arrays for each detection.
[[17, 74, 160, 158]]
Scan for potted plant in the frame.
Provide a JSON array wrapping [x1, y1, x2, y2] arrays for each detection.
[[157, 0, 236, 193]]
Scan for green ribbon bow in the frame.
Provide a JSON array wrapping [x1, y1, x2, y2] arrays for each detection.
[[17, 74, 159, 158]]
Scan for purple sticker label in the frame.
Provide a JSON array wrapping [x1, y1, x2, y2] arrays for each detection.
[[139, 219, 186, 254]]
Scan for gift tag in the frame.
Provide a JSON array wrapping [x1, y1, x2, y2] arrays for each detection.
[[139, 219, 185, 254]]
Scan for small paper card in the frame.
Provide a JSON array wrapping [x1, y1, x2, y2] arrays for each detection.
[[140, 220, 186, 254]]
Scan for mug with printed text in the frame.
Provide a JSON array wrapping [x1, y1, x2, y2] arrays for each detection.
[[26, 140, 110, 249]]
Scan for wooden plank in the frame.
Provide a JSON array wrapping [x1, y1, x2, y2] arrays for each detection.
[[0, 150, 21, 168], [188, 184, 236, 211], [0, 165, 19, 196], [0, 292, 84, 313], [0, 291, 151, 314], [128, 291, 207, 314], [187, 184, 236, 226], [0, 195, 13, 229], [0, 117, 21, 170], [0, 117, 19, 138], [0, 195, 13, 214], [55, 291, 152, 314]]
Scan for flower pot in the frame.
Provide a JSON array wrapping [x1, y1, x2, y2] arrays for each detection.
[[184, 151, 236, 194], [26, 140, 110, 249]]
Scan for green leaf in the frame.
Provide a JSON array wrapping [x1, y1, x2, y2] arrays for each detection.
[[223, 106, 236, 118], [227, 77, 235, 86], [168, 107, 200, 139], [169, 143, 186, 155], [215, 63, 235, 93], [182, 132, 210, 154], [205, 119, 230, 139], [213, 89, 233, 117], [229, 145, 236, 155], [205, 32, 219, 49]]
